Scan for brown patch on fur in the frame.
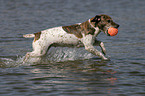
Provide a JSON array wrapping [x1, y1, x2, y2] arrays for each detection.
[[34, 31, 41, 42], [62, 24, 83, 38], [90, 14, 119, 31], [90, 17, 95, 22], [97, 15, 112, 30], [62, 21, 96, 38], [80, 21, 95, 35]]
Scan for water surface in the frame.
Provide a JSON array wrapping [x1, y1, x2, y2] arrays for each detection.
[[0, 0, 145, 96]]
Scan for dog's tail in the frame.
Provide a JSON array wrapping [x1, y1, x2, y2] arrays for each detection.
[[23, 34, 35, 38]]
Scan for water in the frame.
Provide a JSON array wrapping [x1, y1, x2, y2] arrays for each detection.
[[0, 0, 145, 95]]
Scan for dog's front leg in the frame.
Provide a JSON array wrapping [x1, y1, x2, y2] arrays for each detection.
[[85, 45, 109, 60], [82, 35, 109, 60], [94, 39, 106, 55]]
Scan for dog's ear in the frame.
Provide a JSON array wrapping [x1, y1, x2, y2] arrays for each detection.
[[91, 15, 101, 22]]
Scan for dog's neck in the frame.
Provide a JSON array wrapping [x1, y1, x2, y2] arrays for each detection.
[[88, 19, 100, 36], [88, 19, 96, 29]]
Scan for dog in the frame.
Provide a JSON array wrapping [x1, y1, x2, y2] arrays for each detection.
[[23, 14, 119, 62]]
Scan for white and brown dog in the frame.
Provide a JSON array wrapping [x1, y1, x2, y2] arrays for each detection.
[[23, 14, 119, 62]]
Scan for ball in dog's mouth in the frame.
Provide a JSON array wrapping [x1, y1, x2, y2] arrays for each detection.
[[107, 27, 118, 36]]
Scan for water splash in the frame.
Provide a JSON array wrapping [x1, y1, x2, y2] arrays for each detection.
[[0, 47, 95, 68], [0, 56, 30, 68], [43, 47, 94, 63]]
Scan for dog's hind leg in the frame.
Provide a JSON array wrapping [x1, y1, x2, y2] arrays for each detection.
[[23, 41, 52, 63]]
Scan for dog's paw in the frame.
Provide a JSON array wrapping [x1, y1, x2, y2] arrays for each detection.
[[102, 57, 110, 61]]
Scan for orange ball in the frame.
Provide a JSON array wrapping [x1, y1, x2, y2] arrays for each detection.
[[108, 27, 118, 36]]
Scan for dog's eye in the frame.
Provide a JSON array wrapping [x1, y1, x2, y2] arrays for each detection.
[[108, 20, 111, 23]]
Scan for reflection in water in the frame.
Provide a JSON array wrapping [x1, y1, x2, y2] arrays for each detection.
[[26, 60, 117, 95]]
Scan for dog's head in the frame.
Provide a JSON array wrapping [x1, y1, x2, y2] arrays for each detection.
[[91, 14, 119, 36]]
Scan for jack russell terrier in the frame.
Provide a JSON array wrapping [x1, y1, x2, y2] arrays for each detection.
[[23, 14, 119, 62]]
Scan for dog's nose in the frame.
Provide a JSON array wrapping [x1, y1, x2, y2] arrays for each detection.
[[116, 24, 119, 28]]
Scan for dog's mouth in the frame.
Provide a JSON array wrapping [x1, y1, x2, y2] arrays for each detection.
[[105, 28, 110, 36], [105, 29, 110, 36]]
